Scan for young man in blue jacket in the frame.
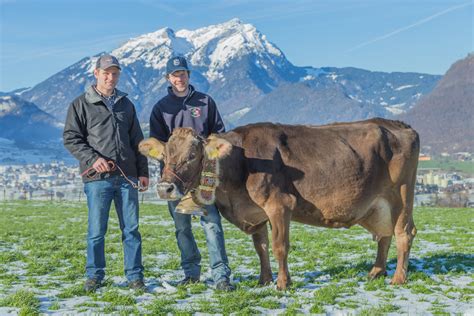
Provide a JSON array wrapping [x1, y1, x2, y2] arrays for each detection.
[[149, 56, 234, 291]]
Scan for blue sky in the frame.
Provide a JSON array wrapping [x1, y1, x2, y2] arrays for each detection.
[[0, 0, 472, 91]]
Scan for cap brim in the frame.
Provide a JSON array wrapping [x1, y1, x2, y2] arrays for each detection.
[[98, 64, 121, 70], [168, 67, 189, 74]]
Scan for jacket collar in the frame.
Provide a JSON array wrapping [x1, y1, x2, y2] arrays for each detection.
[[167, 84, 195, 101], [85, 85, 127, 104]]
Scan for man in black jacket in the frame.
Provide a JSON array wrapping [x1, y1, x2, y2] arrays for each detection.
[[63, 54, 148, 292], [149, 56, 234, 291]]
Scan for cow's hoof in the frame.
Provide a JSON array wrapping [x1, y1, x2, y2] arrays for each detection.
[[258, 277, 273, 286], [276, 284, 287, 291], [390, 273, 407, 285], [276, 278, 291, 290], [368, 267, 387, 280]]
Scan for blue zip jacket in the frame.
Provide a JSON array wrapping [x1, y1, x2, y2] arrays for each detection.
[[149, 84, 225, 141]]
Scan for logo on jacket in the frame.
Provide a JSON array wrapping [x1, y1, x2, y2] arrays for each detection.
[[189, 107, 201, 118]]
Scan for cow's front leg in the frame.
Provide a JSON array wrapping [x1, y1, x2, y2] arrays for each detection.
[[267, 204, 292, 290], [251, 223, 273, 285]]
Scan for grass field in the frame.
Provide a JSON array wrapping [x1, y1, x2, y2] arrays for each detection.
[[418, 159, 474, 175], [0, 201, 473, 315]]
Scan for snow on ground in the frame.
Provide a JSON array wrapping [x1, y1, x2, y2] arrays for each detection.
[[1, 206, 472, 315]]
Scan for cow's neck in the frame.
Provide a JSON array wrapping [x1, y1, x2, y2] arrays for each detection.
[[192, 156, 220, 205]]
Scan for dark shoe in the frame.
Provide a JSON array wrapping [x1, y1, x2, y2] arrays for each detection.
[[177, 276, 200, 286], [215, 279, 235, 291], [84, 278, 102, 293], [128, 279, 146, 291]]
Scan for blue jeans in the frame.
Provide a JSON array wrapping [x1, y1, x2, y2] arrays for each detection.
[[168, 200, 231, 283], [84, 176, 143, 282]]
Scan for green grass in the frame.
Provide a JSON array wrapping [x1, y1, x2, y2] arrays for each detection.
[[0, 289, 40, 315], [418, 159, 474, 174], [358, 303, 400, 315], [100, 288, 136, 306], [146, 297, 175, 314], [0, 201, 473, 314]]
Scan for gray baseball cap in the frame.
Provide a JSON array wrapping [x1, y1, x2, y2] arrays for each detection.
[[96, 54, 121, 70]]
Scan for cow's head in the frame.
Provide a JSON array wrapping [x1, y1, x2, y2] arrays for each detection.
[[139, 128, 232, 200]]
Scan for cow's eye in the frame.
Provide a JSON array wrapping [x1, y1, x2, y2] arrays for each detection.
[[189, 153, 196, 160]]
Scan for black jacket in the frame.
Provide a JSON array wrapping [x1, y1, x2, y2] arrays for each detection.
[[149, 85, 225, 141], [63, 86, 148, 182]]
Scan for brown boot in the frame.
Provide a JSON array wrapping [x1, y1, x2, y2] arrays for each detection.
[[175, 192, 208, 216]]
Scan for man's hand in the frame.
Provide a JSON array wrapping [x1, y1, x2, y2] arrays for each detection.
[[138, 177, 149, 192], [92, 157, 111, 173]]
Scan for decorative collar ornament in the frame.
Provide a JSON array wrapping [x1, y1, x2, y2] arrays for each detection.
[[192, 156, 219, 205]]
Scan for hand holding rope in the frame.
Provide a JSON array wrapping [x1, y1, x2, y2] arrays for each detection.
[[81, 159, 149, 191]]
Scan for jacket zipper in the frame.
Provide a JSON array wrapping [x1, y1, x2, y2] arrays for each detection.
[[106, 101, 121, 167]]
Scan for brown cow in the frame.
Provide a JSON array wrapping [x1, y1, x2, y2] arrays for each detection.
[[139, 118, 419, 289]]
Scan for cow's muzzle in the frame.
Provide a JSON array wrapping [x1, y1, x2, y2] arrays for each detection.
[[156, 182, 183, 200]]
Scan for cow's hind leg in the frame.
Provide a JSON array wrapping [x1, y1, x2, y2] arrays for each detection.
[[251, 223, 273, 285], [368, 236, 392, 279], [392, 183, 417, 285], [270, 212, 291, 290], [266, 202, 292, 290]]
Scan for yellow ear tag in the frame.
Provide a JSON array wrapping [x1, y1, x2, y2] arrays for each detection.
[[149, 148, 161, 159], [208, 148, 220, 160]]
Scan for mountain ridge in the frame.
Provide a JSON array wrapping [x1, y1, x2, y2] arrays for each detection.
[[402, 54, 474, 154], [16, 19, 440, 125], [0, 95, 62, 142]]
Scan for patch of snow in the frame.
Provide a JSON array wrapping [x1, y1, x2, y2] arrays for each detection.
[[0, 96, 15, 113], [15, 87, 32, 95], [395, 84, 416, 91], [224, 106, 251, 122], [86, 58, 96, 74], [68, 73, 81, 81], [348, 95, 363, 103], [414, 240, 452, 255], [300, 75, 315, 81], [385, 107, 406, 115]]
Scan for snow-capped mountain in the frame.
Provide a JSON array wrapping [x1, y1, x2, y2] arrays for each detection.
[[18, 19, 440, 126], [0, 95, 62, 141]]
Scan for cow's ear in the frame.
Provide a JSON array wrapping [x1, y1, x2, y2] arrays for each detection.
[[138, 137, 165, 160], [204, 135, 232, 160]]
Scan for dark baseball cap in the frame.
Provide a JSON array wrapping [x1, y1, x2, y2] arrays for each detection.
[[166, 56, 190, 75], [96, 54, 121, 70]]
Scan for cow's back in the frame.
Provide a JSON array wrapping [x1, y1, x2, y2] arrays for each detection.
[[217, 118, 419, 229]]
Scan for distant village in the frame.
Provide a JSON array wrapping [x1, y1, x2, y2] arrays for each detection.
[[0, 161, 161, 202], [0, 154, 473, 207]]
